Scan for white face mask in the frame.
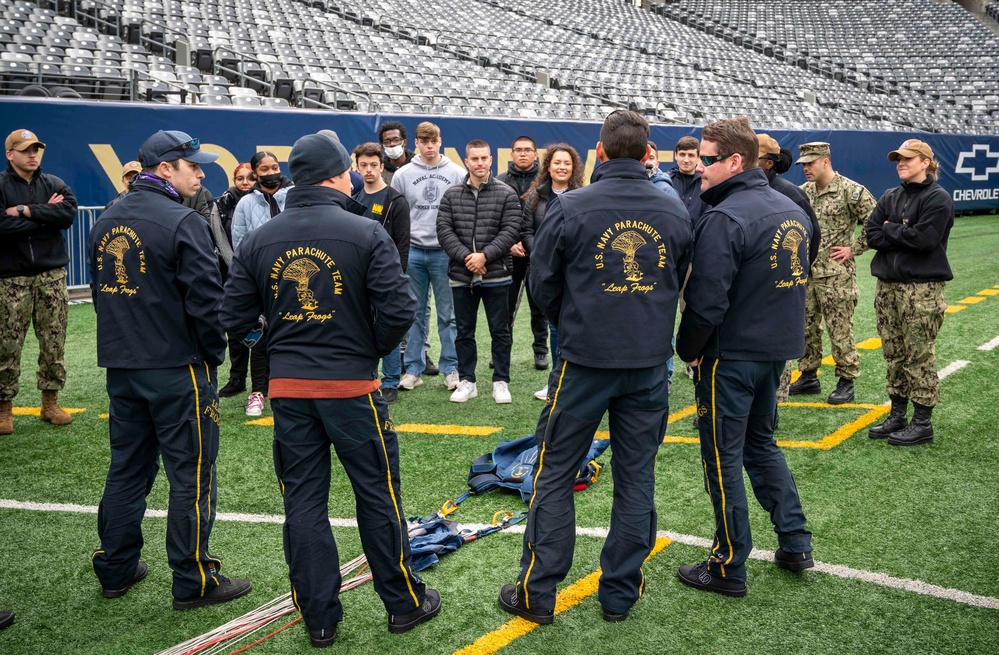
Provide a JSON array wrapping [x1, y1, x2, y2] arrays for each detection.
[[384, 145, 405, 160]]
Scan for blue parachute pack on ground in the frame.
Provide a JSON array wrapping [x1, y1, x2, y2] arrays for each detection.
[[408, 435, 610, 571]]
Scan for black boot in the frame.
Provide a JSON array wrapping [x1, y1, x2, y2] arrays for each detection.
[[827, 378, 855, 405], [869, 395, 907, 439], [888, 403, 934, 446], [218, 379, 246, 398], [788, 370, 821, 395]]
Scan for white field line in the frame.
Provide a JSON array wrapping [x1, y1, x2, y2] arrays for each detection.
[[978, 335, 999, 351], [937, 360, 970, 380], [3, 499, 996, 610]]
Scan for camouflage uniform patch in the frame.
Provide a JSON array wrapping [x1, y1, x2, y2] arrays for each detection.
[[800, 272, 860, 379], [799, 173, 876, 380], [0, 268, 68, 400], [875, 280, 945, 407]]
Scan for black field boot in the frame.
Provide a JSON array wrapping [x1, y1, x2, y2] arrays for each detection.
[[869, 395, 908, 439], [788, 370, 821, 395], [888, 403, 934, 446], [827, 378, 855, 405]]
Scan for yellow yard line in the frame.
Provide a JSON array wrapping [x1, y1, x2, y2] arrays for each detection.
[[958, 296, 986, 305], [395, 423, 503, 436], [977, 289, 999, 296], [12, 407, 87, 416], [856, 337, 883, 350], [452, 537, 672, 655], [821, 355, 836, 366], [945, 305, 967, 313], [779, 405, 889, 450]]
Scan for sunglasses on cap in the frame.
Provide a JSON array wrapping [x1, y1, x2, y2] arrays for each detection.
[[699, 153, 733, 166], [164, 137, 200, 156]]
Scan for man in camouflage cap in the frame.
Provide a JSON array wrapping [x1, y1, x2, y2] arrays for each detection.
[[789, 142, 876, 404]]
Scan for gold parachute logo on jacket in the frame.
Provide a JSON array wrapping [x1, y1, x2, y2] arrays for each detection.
[[105, 236, 131, 285], [612, 231, 647, 282], [282, 258, 321, 310]]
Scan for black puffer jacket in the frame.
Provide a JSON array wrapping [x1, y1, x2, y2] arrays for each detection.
[[436, 176, 522, 285], [866, 176, 953, 283]]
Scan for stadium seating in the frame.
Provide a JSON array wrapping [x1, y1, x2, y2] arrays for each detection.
[[1, 0, 996, 134]]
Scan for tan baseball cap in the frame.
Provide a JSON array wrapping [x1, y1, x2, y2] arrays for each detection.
[[5, 129, 45, 152], [121, 161, 142, 177], [757, 134, 780, 157], [888, 139, 934, 162], [796, 141, 830, 164]]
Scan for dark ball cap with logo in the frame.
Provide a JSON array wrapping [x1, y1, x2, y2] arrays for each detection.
[[289, 133, 351, 186], [138, 130, 219, 166]]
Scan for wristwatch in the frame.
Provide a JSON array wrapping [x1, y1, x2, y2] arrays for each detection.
[[16, 205, 25, 217]]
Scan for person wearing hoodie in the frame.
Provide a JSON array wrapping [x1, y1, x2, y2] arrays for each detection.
[[666, 136, 709, 225], [379, 121, 415, 185], [231, 151, 292, 417], [389, 121, 465, 392], [645, 141, 679, 199], [865, 139, 953, 446], [213, 162, 254, 399], [497, 135, 549, 372]]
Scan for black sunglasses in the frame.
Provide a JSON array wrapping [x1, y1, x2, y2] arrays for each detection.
[[699, 153, 733, 166]]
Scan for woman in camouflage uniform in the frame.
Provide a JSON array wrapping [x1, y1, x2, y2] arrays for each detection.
[[865, 139, 954, 446]]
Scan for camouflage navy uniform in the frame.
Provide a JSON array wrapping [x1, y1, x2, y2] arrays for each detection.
[[798, 145, 876, 381]]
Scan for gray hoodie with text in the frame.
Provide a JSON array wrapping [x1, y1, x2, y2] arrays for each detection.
[[390, 154, 465, 248]]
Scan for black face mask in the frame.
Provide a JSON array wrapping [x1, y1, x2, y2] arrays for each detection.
[[258, 173, 282, 190]]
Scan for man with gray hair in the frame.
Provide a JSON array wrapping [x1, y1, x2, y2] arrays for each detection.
[[222, 132, 438, 648]]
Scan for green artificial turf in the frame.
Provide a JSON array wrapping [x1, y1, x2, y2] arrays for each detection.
[[1, 215, 997, 654]]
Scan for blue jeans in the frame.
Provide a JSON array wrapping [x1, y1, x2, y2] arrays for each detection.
[[404, 247, 457, 376], [381, 342, 401, 390]]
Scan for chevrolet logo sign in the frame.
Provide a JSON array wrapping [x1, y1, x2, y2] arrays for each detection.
[[954, 145, 999, 182]]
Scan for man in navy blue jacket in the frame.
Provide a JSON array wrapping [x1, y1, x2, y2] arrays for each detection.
[[222, 132, 438, 648], [498, 110, 692, 625], [89, 130, 251, 608], [676, 117, 814, 598]]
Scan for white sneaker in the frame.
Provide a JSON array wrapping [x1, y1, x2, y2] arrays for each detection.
[[450, 380, 477, 403], [399, 373, 423, 390], [245, 392, 264, 417], [533, 385, 548, 401], [444, 370, 460, 391], [493, 381, 512, 404]]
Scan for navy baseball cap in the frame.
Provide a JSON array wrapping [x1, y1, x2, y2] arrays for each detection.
[[138, 130, 219, 166]]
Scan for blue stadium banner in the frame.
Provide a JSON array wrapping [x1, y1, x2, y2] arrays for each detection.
[[2, 98, 995, 286], [3, 98, 997, 210]]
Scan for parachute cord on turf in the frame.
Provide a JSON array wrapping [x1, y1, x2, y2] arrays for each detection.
[[155, 555, 371, 655], [226, 616, 302, 655]]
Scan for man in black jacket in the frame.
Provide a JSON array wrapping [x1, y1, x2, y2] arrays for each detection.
[[437, 140, 521, 404], [222, 132, 438, 648], [89, 130, 251, 608], [676, 117, 814, 598], [353, 141, 412, 403], [498, 111, 692, 625], [496, 135, 548, 370], [1, 128, 77, 435]]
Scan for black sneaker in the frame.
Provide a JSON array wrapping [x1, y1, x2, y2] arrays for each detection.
[[102, 560, 149, 598], [534, 353, 548, 370], [308, 624, 338, 648], [423, 359, 439, 376], [381, 388, 399, 404], [173, 575, 252, 610], [498, 584, 553, 624], [218, 379, 245, 398], [602, 607, 628, 622], [676, 562, 747, 598], [827, 378, 854, 405], [774, 548, 814, 571], [0, 609, 15, 630], [388, 588, 441, 633]]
